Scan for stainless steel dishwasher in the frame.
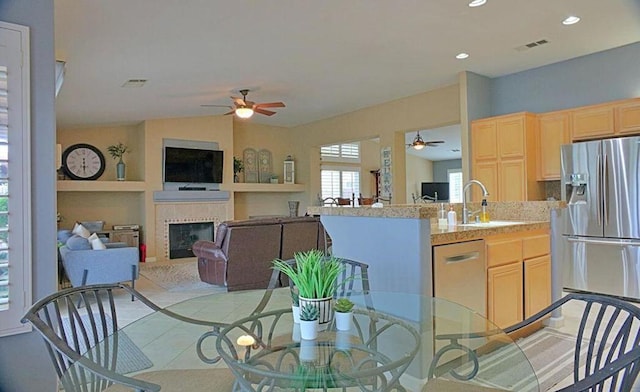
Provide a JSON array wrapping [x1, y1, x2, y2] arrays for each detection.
[[433, 239, 486, 316]]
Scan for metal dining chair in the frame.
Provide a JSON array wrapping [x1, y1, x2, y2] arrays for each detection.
[[429, 292, 640, 392], [21, 283, 234, 392]]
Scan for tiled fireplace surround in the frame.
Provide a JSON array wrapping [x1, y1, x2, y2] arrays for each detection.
[[154, 201, 230, 262]]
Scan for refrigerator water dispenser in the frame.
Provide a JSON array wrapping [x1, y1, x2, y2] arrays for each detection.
[[565, 173, 588, 205]]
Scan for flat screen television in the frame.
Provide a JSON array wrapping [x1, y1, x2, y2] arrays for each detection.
[[163, 147, 223, 186], [421, 182, 449, 201]]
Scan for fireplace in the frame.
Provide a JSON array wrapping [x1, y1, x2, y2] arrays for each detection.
[[168, 221, 214, 259]]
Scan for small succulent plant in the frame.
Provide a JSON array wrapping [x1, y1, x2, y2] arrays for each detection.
[[334, 298, 354, 313], [291, 290, 300, 307], [299, 304, 319, 321]]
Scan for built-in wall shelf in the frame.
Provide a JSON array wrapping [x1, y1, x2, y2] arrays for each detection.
[[229, 183, 305, 193], [57, 180, 146, 192]]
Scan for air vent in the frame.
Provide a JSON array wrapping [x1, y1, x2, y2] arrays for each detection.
[[121, 79, 147, 88], [515, 39, 549, 52]]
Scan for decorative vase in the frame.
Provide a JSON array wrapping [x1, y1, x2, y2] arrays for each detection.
[[299, 336, 318, 361], [299, 296, 333, 328], [116, 159, 126, 181], [291, 323, 301, 342], [335, 311, 353, 331], [299, 319, 319, 341], [292, 304, 301, 323], [234, 173, 240, 183]]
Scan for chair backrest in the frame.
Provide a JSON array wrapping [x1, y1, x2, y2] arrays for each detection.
[[22, 284, 161, 391], [570, 293, 640, 391], [506, 292, 640, 392]]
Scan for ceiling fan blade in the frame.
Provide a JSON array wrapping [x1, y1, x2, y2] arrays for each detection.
[[426, 140, 445, 146], [201, 104, 232, 108], [254, 108, 276, 116], [255, 102, 285, 108], [223, 110, 235, 115], [231, 96, 245, 106]]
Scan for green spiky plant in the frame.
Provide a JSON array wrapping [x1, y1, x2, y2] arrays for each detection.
[[272, 249, 345, 299], [334, 298, 354, 313], [299, 304, 319, 321], [291, 289, 300, 307]]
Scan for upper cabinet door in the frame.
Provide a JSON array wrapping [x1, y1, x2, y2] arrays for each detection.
[[472, 161, 498, 202], [537, 111, 570, 180], [571, 103, 615, 140], [471, 120, 497, 161], [496, 116, 526, 159], [615, 98, 640, 135], [499, 160, 526, 201]]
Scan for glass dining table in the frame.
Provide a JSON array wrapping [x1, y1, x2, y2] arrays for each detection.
[[72, 288, 539, 391]]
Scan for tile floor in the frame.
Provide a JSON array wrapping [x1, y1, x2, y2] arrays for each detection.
[[110, 275, 640, 391]]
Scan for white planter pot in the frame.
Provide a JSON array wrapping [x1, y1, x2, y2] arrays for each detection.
[[299, 296, 333, 327], [292, 305, 301, 323], [299, 319, 319, 340], [299, 337, 317, 361], [335, 311, 353, 331]]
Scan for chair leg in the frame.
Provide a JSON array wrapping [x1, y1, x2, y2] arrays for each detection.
[[130, 265, 137, 301]]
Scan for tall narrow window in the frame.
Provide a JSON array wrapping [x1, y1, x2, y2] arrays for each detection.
[[320, 142, 361, 202], [448, 169, 463, 203], [0, 22, 32, 337]]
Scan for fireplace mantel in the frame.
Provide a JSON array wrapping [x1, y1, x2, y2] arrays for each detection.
[[153, 190, 230, 202]]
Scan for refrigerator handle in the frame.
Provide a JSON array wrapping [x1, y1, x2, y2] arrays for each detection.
[[603, 152, 609, 225], [596, 152, 602, 227]]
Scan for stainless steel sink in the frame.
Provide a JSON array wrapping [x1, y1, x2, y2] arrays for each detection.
[[458, 220, 527, 227]]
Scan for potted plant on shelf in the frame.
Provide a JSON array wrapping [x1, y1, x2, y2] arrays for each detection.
[[334, 298, 354, 331], [272, 249, 345, 328], [106, 142, 129, 181], [299, 303, 319, 341], [233, 156, 244, 183]]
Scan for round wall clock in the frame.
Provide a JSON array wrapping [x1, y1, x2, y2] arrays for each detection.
[[62, 143, 106, 180]]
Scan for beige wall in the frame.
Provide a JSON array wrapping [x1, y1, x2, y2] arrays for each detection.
[[405, 154, 434, 203], [359, 138, 381, 198], [292, 84, 460, 211]]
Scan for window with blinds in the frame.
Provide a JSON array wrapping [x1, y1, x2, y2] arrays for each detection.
[[448, 169, 463, 203], [320, 168, 360, 200], [0, 66, 7, 310], [320, 143, 360, 162], [0, 22, 32, 337]]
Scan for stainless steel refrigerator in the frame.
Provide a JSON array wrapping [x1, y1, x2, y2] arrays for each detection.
[[561, 136, 640, 300]]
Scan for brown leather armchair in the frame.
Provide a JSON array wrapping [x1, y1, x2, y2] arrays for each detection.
[[192, 216, 328, 291]]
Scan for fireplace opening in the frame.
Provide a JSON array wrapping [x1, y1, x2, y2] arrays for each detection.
[[168, 222, 214, 259]]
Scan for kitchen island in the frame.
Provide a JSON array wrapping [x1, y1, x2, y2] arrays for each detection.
[[307, 201, 564, 326]]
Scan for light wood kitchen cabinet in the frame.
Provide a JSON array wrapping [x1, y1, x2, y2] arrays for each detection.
[[537, 111, 570, 180], [571, 103, 615, 140], [485, 229, 551, 329], [615, 98, 640, 135], [471, 112, 543, 202], [524, 255, 551, 318], [488, 262, 523, 329]]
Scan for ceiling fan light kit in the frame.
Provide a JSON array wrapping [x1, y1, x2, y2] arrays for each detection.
[[202, 89, 285, 119]]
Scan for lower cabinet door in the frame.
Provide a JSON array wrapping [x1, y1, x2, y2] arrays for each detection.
[[524, 255, 551, 318], [488, 262, 523, 329]]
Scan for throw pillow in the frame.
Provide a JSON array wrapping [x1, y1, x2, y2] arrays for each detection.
[[66, 235, 91, 250], [88, 233, 106, 250], [72, 222, 91, 239]]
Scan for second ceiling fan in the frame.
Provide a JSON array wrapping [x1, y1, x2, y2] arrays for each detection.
[[201, 89, 285, 118], [407, 131, 444, 150]]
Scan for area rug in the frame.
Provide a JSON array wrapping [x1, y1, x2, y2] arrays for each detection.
[[139, 261, 227, 293], [448, 328, 580, 392]]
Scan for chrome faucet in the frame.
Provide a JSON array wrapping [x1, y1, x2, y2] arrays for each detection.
[[462, 180, 489, 224]]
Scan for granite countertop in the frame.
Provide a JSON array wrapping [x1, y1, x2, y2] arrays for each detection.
[[307, 200, 562, 245]]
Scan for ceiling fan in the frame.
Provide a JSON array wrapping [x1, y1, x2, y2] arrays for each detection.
[[407, 131, 444, 150], [201, 89, 285, 119]]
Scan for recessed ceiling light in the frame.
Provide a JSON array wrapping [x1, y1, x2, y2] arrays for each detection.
[[468, 0, 487, 7], [562, 16, 581, 25], [456, 53, 470, 60]]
